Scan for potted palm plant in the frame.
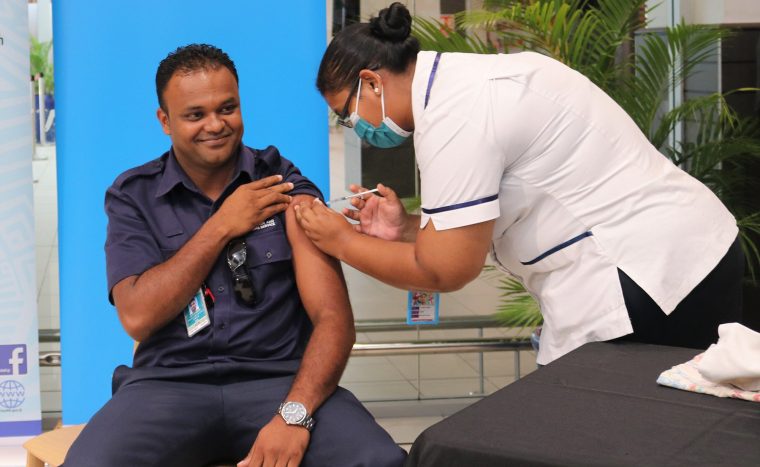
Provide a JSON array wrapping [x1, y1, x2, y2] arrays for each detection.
[[413, 0, 760, 332]]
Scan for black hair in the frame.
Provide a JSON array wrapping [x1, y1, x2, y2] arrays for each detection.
[[155, 43, 238, 111], [316, 2, 420, 95]]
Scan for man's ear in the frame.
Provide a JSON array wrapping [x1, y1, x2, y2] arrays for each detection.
[[157, 107, 171, 135]]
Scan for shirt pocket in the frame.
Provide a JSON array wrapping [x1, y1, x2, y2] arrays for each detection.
[[154, 204, 186, 251], [245, 232, 292, 265], [242, 228, 294, 302], [158, 228, 184, 260], [517, 231, 594, 273]]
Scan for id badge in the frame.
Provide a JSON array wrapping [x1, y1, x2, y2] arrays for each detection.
[[406, 291, 440, 325], [184, 288, 211, 337]]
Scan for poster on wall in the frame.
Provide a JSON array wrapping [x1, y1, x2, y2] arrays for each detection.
[[0, 0, 43, 438]]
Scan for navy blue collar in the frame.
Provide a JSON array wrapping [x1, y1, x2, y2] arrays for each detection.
[[155, 145, 260, 198]]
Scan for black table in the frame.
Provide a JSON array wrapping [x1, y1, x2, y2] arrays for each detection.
[[406, 342, 760, 467]]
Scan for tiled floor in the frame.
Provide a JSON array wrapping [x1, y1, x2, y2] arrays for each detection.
[[1, 131, 537, 465]]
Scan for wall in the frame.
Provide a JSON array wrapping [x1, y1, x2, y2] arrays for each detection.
[[683, 0, 760, 25], [53, 0, 328, 424], [648, 0, 760, 27]]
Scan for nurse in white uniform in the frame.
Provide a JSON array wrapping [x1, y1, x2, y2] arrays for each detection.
[[294, 3, 744, 364]]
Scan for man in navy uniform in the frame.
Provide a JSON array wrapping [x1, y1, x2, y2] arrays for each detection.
[[64, 44, 406, 467]]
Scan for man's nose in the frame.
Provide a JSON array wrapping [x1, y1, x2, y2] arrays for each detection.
[[204, 113, 225, 133]]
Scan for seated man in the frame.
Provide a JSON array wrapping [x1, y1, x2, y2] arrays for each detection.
[[63, 44, 406, 467]]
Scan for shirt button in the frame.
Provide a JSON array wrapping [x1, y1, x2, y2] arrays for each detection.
[[217, 286, 225, 293], [265, 251, 273, 259], [219, 322, 226, 329]]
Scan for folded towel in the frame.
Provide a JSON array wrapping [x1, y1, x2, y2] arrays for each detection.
[[697, 323, 760, 391], [657, 353, 760, 403]]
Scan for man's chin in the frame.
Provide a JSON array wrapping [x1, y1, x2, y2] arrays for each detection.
[[198, 142, 241, 165]]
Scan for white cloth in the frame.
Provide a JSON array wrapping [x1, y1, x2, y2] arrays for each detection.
[[697, 323, 760, 391], [657, 352, 760, 403], [410, 51, 738, 364]]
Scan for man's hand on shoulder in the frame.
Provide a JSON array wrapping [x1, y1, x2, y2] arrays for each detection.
[[237, 416, 310, 467], [213, 174, 294, 240]]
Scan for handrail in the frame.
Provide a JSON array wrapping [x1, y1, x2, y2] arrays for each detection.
[[38, 316, 507, 342], [39, 338, 531, 366], [39, 352, 61, 366], [39, 329, 60, 343], [38, 316, 532, 392], [355, 315, 503, 332], [352, 338, 531, 356]]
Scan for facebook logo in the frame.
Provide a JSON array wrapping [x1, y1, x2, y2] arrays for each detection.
[[0, 345, 27, 376]]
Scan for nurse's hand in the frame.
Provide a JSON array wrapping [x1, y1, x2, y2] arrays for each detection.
[[294, 199, 356, 258], [343, 183, 408, 241]]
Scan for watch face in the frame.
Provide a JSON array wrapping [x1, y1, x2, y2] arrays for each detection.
[[281, 402, 307, 424]]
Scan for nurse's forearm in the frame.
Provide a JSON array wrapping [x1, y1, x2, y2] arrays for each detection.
[[338, 237, 444, 291], [336, 220, 494, 292]]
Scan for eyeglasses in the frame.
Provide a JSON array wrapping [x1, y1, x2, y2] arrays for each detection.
[[226, 239, 256, 306], [336, 83, 359, 129]]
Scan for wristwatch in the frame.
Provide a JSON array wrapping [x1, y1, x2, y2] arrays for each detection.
[[277, 401, 315, 431]]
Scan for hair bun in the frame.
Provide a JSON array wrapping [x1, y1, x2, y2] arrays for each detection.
[[369, 2, 412, 42]]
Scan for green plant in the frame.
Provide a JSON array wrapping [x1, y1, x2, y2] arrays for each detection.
[[413, 0, 760, 326], [401, 196, 422, 214], [483, 266, 543, 329], [413, 16, 496, 54], [30, 36, 54, 95]]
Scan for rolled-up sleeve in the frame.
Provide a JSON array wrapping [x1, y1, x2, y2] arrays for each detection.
[[104, 186, 162, 301], [282, 161, 323, 201], [259, 146, 323, 201]]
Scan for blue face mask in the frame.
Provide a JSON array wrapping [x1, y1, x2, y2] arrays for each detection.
[[349, 79, 411, 149]]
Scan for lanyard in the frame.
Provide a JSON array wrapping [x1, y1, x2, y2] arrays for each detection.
[[423, 52, 442, 109]]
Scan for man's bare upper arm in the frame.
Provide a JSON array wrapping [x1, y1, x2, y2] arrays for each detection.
[[285, 195, 352, 324]]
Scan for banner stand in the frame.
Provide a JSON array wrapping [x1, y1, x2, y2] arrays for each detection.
[[0, 0, 43, 439]]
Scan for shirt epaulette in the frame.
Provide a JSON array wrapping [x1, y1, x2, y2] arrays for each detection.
[[111, 153, 167, 190]]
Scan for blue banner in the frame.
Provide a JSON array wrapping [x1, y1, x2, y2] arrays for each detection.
[[0, 0, 43, 438], [53, 1, 329, 424]]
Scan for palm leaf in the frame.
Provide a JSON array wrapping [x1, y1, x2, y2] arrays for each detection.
[[650, 92, 734, 152], [494, 276, 543, 329], [616, 23, 729, 141], [412, 17, 496, 54], [401, 196, 422, 214], [738, 213, 760, 279], [459, 0, 646, 89]]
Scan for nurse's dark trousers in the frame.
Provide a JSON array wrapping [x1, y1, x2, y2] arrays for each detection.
[[617, 234, 745, 348], [62, 370, 406, 467]]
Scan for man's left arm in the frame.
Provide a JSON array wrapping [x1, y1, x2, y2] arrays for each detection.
[[238, 194, 355, 467]]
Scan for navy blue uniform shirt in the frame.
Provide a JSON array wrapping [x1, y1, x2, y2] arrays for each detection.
[[105, 145, 322, 373]]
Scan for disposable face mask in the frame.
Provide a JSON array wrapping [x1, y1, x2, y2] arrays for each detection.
[[349, 79, 411, 149]]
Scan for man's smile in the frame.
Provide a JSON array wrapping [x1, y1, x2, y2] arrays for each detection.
[[197, 133, 232, 146]]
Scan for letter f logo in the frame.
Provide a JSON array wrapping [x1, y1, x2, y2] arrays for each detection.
[[9, 347, 25, 375]]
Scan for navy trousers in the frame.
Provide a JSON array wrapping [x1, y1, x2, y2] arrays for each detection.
[[63, 368, 406, 467]]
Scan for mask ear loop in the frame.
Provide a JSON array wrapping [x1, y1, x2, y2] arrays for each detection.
[[354, 78, 362, 114], [379, 84, 387, 120]]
